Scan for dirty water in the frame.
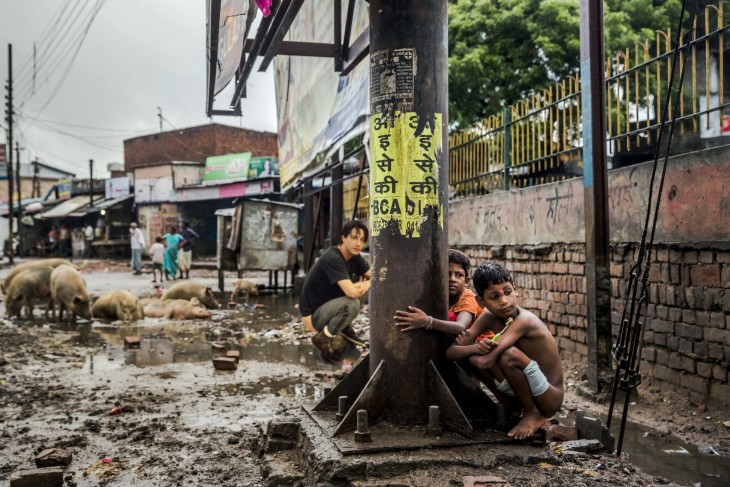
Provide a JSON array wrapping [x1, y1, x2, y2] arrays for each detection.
[[617, 421, 728, 487]]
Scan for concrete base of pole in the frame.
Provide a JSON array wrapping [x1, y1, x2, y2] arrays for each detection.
[[258, 410, 555, 486], [309, 356, 510, 453]]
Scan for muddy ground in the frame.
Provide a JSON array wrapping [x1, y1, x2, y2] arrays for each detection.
[[0, 261, 728, 486]]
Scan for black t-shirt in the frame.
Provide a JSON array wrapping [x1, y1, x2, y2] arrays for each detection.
[[300, 246, 370, 316]]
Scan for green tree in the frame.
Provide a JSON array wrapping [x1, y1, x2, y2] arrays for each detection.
[[448, 0, 684, 128]]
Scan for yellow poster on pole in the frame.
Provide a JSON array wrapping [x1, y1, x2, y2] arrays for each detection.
[[369, 111, 443, 237]]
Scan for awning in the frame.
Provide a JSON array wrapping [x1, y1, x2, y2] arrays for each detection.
[[68, 194, 134, 217], [37, 195, 103, 219]]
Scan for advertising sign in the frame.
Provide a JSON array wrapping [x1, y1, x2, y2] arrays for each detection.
[[105, 176, 131, 199], [212, 0, 256, 95], [203, 152, 252, 184], [247, 156, 279, 179], [58, 179, 72, 201]]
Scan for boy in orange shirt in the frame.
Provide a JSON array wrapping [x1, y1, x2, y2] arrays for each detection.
[[394, 249, 488, 336]]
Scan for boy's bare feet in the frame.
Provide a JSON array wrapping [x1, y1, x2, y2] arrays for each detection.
[[507, 411, 546, 440]]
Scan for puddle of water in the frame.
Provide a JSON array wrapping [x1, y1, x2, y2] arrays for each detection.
[[617, 421, 728, 487], [561, 412, 729, 486]]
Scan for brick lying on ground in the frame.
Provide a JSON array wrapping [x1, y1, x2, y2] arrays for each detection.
[[124, 336, 141, 349], [225, 350, 240, 362], [10, 467, 64, 487], [35, 448, 72, 468], [213, 357, 237, 370]]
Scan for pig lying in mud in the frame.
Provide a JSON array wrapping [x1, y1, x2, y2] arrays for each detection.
[[161, 281, 220, 309], [1, 258, 76, 293], [50, 264, 92, 324], [3, 266, 54, 319], [229, 278, 259, 301], [141, 297, 212, 320], [92, 290, 144, 323]]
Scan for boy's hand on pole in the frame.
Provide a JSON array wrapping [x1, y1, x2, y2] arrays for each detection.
[[394, 305, 427, 332]]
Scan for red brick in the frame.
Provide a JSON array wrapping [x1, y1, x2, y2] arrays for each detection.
[[124, 336, 141, 349], [696, 362, 713, 378], [9, 467, 64, 487], [124, 124, 277, 172], [683, 250, 698, 264], [691, 264, 721, 287], [699, 250, 714, 263], [569, 264, 584, 275]]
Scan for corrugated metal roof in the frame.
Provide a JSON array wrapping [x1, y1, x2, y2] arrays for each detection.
[[37, 195, 102, 219]]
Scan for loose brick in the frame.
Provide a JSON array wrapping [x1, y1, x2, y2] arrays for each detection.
[[9, 467, 63, 487], [124, 336, 141, 349], [225, 350, 240, 363], [213, 357, 237, 370]]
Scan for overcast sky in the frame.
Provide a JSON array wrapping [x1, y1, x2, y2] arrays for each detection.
[[0, 0, 278, 178]]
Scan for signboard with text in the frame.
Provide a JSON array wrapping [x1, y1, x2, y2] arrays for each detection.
[[203, 152, 252, 184]]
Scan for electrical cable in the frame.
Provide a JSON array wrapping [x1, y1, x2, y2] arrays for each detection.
[[607, 0, 699, 457]]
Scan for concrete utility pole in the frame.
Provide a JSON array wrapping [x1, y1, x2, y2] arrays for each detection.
[[579, 0, 613, 391], [5, 44, 14, 264], [32, 159, 40, 198], [15, 141, 23, 251], [367, 0, 450, 424], [89, 159, 94, 207]]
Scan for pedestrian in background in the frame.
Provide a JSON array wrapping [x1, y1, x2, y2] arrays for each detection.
[[178, 221, 199, 279], [149, 236, 165, 283], [59, 223, 72, 259], [84, 223, 94, 258], [129, 222, 145, 275], [162, 225, 183, 281]]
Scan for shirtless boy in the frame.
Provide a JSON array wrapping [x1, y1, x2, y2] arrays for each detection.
[[447, 262, 564, 440]]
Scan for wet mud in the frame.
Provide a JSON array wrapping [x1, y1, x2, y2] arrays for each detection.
[[0, 264, 728, 486]]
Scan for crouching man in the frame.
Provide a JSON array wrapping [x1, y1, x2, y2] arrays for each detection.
[[300, 220, 371, 362]]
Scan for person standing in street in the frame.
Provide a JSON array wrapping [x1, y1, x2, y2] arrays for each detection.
[[84, 223, 94, 258], [178, 221, 199, 279], [59, 223, 72, 260], [129, 222, 145, 275]]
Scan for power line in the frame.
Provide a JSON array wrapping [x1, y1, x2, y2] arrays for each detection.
[[17, 112, 157, 134], [18, 0, 88, 84], [18, 0, 109, 121], [14, 0, 75, 80]]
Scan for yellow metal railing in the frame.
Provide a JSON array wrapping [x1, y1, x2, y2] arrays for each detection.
[[449, 2, 729, 199]]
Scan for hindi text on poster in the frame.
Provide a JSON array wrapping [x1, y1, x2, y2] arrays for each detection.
[[369, 111, 443, 237]]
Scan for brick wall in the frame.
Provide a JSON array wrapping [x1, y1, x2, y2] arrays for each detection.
[[124, 123, 278, 172], [449, 146, 730, 409], [456, 241, 730, 409]]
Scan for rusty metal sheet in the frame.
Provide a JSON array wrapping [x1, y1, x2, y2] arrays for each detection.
[[237, 199, 300, 270]]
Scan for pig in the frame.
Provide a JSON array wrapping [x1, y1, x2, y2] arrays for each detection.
[[92, 290, 144, 323], [1, 258, 74, 293], [50, 264, 92, 324], [3, 266, 54, 319], [142, 297, 211, 320], [230, 278, 259, 301], [161, 281, 220, 309]]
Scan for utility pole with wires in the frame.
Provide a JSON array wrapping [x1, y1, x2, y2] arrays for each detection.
[[4, 44, 15, 264], [32, 159, 40, 198], [15, 141, 24, 252], [89, 159, 94, 207], [157, 106, 167, 162]]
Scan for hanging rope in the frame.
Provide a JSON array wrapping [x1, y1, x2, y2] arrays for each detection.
[[606, 0, 700, 457]]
